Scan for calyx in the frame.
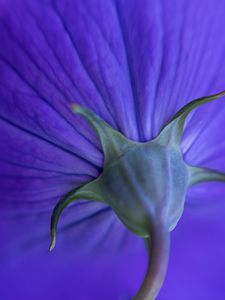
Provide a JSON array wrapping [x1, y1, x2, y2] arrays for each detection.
[[49, 90, 225, 300]]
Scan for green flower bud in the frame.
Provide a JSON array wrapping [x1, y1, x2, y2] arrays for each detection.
[[49, 90, 225, 300]]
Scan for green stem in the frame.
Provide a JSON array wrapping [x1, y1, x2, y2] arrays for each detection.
[[133, 218, 170, 300]]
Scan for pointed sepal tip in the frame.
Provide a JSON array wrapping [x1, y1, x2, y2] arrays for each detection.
[[48, 235, 56, 252], [71, 103, 81, 114]]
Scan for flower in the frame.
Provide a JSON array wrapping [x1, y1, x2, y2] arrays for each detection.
[[1, 0, 225, 299]]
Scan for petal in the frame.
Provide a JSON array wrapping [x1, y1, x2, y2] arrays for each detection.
[[1, 0, 225, 299], [0, 203, 146, 300], [0, 253, 145, 300], [2, 0, 225, 205], [112, 0, 225, 140], [0, 1, 146, 296], [159, 183, 225, 299], [0, 118, 98, 210]]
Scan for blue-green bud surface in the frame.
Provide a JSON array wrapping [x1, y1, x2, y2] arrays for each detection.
[[49, 90, 225, 300]]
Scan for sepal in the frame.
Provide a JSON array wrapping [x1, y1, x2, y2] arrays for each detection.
[[72, 104, 133, 165], [158, 90, 225, 145], [49, 179, 104, 251], [188, 166, 225, 186]]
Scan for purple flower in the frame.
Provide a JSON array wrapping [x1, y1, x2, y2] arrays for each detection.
[[1, 0, 225, 299]]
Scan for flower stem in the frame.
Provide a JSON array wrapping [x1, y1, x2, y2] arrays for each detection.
[[133, 217, 170, 300]]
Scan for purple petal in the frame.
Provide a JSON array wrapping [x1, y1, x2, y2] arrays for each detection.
[[159, 182, 225, 299], [0, 203, 145, 299], [0, 0, 147, 297], [1, 0, 225, 299]]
